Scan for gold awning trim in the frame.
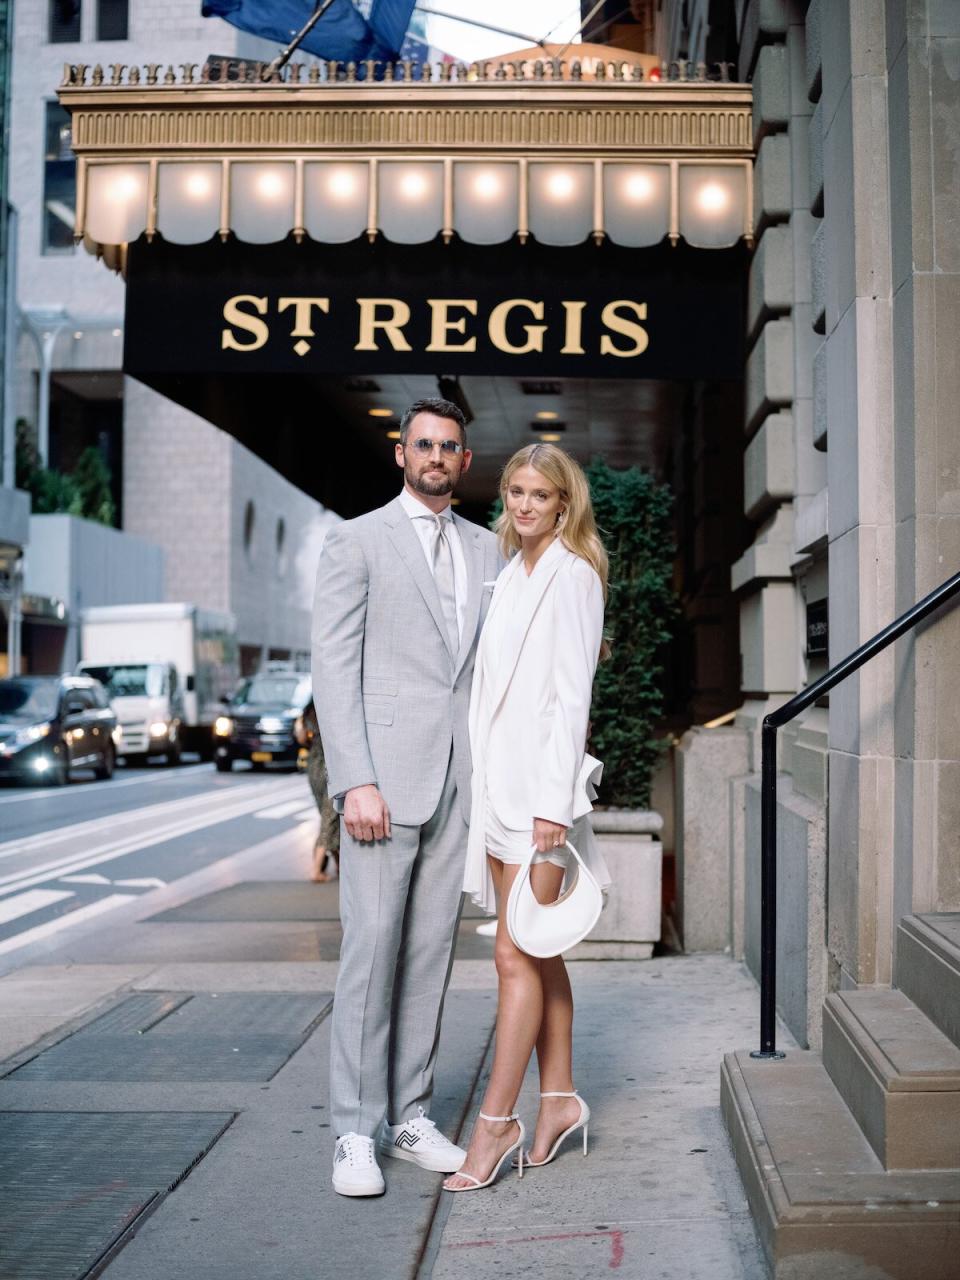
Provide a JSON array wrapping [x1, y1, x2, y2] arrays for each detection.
[[60, 62, 752, 158]]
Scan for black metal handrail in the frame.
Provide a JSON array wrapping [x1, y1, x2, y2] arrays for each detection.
[[751, 567, 960, 1060]]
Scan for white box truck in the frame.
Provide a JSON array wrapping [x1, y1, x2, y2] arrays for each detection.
[[78, 603, 238, 762]]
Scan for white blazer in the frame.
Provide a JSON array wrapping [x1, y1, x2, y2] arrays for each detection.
[[463, 538, 611, 915]]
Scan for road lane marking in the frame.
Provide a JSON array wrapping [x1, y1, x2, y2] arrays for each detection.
[[0, 763, 215, 805], [0, 776, 306, 860], [255, 799, 311, 819], [0, 894, 135, 956], [0, 781, 308, 898], [0, 888, 74, 924]]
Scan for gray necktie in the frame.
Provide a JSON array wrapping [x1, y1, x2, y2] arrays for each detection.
[[431, 515, 459, 650]]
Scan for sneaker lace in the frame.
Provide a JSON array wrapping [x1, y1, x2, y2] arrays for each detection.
[[408, 1107, 445, 1145], [341, 1134, 376, 1167]]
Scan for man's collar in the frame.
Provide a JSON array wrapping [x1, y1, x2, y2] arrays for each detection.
[[398, 487, 452, 520]]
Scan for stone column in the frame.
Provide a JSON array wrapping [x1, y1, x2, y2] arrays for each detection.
[[818, 0, 897, 987], [887, 2, 960, 933]]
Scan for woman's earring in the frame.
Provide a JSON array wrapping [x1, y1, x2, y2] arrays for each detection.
[[555, 508, 566, 535]]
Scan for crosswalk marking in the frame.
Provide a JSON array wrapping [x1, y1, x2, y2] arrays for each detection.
[[0, 781, 307, 900], [294, 807, 319, 822], [255, 799, 313, 820], [60, 873, 112, 885], [0, 888, 74, 925], [0, 776, 306, 861]]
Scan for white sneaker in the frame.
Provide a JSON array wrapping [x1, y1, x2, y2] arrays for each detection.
[[332, 1132, 386, 1197], [379, 1107, 466, 1173]]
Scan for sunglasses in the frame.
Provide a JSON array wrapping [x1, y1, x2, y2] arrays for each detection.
[[406, 438, 463, 455]]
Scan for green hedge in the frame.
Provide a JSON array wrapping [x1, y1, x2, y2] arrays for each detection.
[[586, 459, 676, 809], [489, 458, 676, 809]]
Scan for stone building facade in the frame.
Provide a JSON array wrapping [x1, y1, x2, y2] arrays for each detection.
[[671, 1, 959, 1273]]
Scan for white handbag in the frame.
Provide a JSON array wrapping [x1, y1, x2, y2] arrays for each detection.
[[506, 839, 604, 958]]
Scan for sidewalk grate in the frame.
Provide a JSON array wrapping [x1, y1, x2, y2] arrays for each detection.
[[148, 992, 324, 1037], [73, 992, 190, 1035], [0, 1110, 233, 1280], [6, 992, 332, 1083]]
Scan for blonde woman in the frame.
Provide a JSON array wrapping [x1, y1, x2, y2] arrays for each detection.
[[445, 443, 609, 1194]]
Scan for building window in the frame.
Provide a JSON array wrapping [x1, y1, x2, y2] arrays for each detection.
[[43, 103, 76, 253], [276, 517, 288, 575], [97, 0, 128, 41], [243, 500, 256, 557], [49, 0, 81, 43]]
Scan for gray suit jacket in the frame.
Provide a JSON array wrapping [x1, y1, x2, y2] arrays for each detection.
[[311, 495, 502, 826]]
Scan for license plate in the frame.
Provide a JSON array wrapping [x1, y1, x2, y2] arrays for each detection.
[[251, 751, 273, 762]]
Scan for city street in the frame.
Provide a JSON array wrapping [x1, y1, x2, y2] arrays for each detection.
[[0, 760, 313, 975]]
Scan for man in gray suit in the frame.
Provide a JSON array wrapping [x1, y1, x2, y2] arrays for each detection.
[[312, 398, 501, 1197]]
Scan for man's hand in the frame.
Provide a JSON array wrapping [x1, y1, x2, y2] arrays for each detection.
[[344, 785, 391, 843], [533, 817, 567, 854]]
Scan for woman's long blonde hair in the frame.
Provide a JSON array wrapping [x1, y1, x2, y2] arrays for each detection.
[[494, 443, 609, 599]]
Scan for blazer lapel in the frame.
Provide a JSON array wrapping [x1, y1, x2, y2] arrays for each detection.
[[452, 514, 485, 679], [382, 498, 456, 658], [489, 541, 568, 715]]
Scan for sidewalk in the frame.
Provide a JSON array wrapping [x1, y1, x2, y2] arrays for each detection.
[[0, 822, 773, 1280]]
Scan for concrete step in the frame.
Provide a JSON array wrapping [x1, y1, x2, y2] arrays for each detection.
[[721, 1049, 960, 1280], [822, 990, 960, 1169], [897, 913, 960, 1048]]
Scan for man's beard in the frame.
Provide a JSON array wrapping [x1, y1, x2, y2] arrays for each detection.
[[408, 463, 456, 496]]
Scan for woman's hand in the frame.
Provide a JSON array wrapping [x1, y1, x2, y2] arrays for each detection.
[[533, 817, 567, 854]]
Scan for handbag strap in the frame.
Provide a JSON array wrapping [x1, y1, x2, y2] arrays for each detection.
[[522, 838, 584, 868]]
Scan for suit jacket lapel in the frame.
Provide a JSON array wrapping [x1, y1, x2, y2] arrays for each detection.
[[452, 513, 484, 679], [382, 498, 456, 659], [490, 541, 568, 715]]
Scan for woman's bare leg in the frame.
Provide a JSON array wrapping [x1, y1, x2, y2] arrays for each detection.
[[444, 857, 565, 1189], [528, 956, 581, 1161]]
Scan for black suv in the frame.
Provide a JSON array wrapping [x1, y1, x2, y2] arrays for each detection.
[[0, 675, 118, 786], [213, 672, 311, 772]]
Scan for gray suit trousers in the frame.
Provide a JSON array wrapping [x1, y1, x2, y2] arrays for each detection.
[[330, 755, 466, 1137]]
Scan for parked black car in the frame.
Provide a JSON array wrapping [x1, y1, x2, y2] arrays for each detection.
[[0, 675, 118, 786], [213, 672, 311, 772]]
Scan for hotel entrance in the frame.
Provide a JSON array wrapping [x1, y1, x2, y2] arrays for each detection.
[[61, 52, 754, 724]]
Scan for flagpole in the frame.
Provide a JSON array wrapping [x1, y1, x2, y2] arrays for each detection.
[[413, 4, 550, 51], [262, 0, 339, 78]]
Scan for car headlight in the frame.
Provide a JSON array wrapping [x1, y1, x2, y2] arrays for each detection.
[[258, 717, 286, 734], [13, 722, 51, 748], [149, 721, 169, 738], [213, 716, 234, 737]]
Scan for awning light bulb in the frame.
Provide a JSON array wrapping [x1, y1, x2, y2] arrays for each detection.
[[625, 172, 654, 202], [328, 168, 357, 200], [400, 170, 429, 199], [184, 171, 212, 199], [546, 170, 575, 201], [256, 171, 285, 200], [472, 170, 500, 201], [697, 181, 729, 214]]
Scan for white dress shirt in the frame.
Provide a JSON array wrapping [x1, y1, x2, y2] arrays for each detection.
[[398, 486, 468, 643]]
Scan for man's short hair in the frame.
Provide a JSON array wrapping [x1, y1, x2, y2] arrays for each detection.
[[399, 398, 467, 445]]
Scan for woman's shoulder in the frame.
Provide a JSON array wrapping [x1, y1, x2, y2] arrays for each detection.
[[558, 548, 603, 593]]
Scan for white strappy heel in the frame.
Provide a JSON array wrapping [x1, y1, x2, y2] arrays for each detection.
[[516, 1090, 590, 1168], [443, 1111, 525, 1192]]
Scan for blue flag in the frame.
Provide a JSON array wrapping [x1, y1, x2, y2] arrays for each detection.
[[202, 0, 416, 62]]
